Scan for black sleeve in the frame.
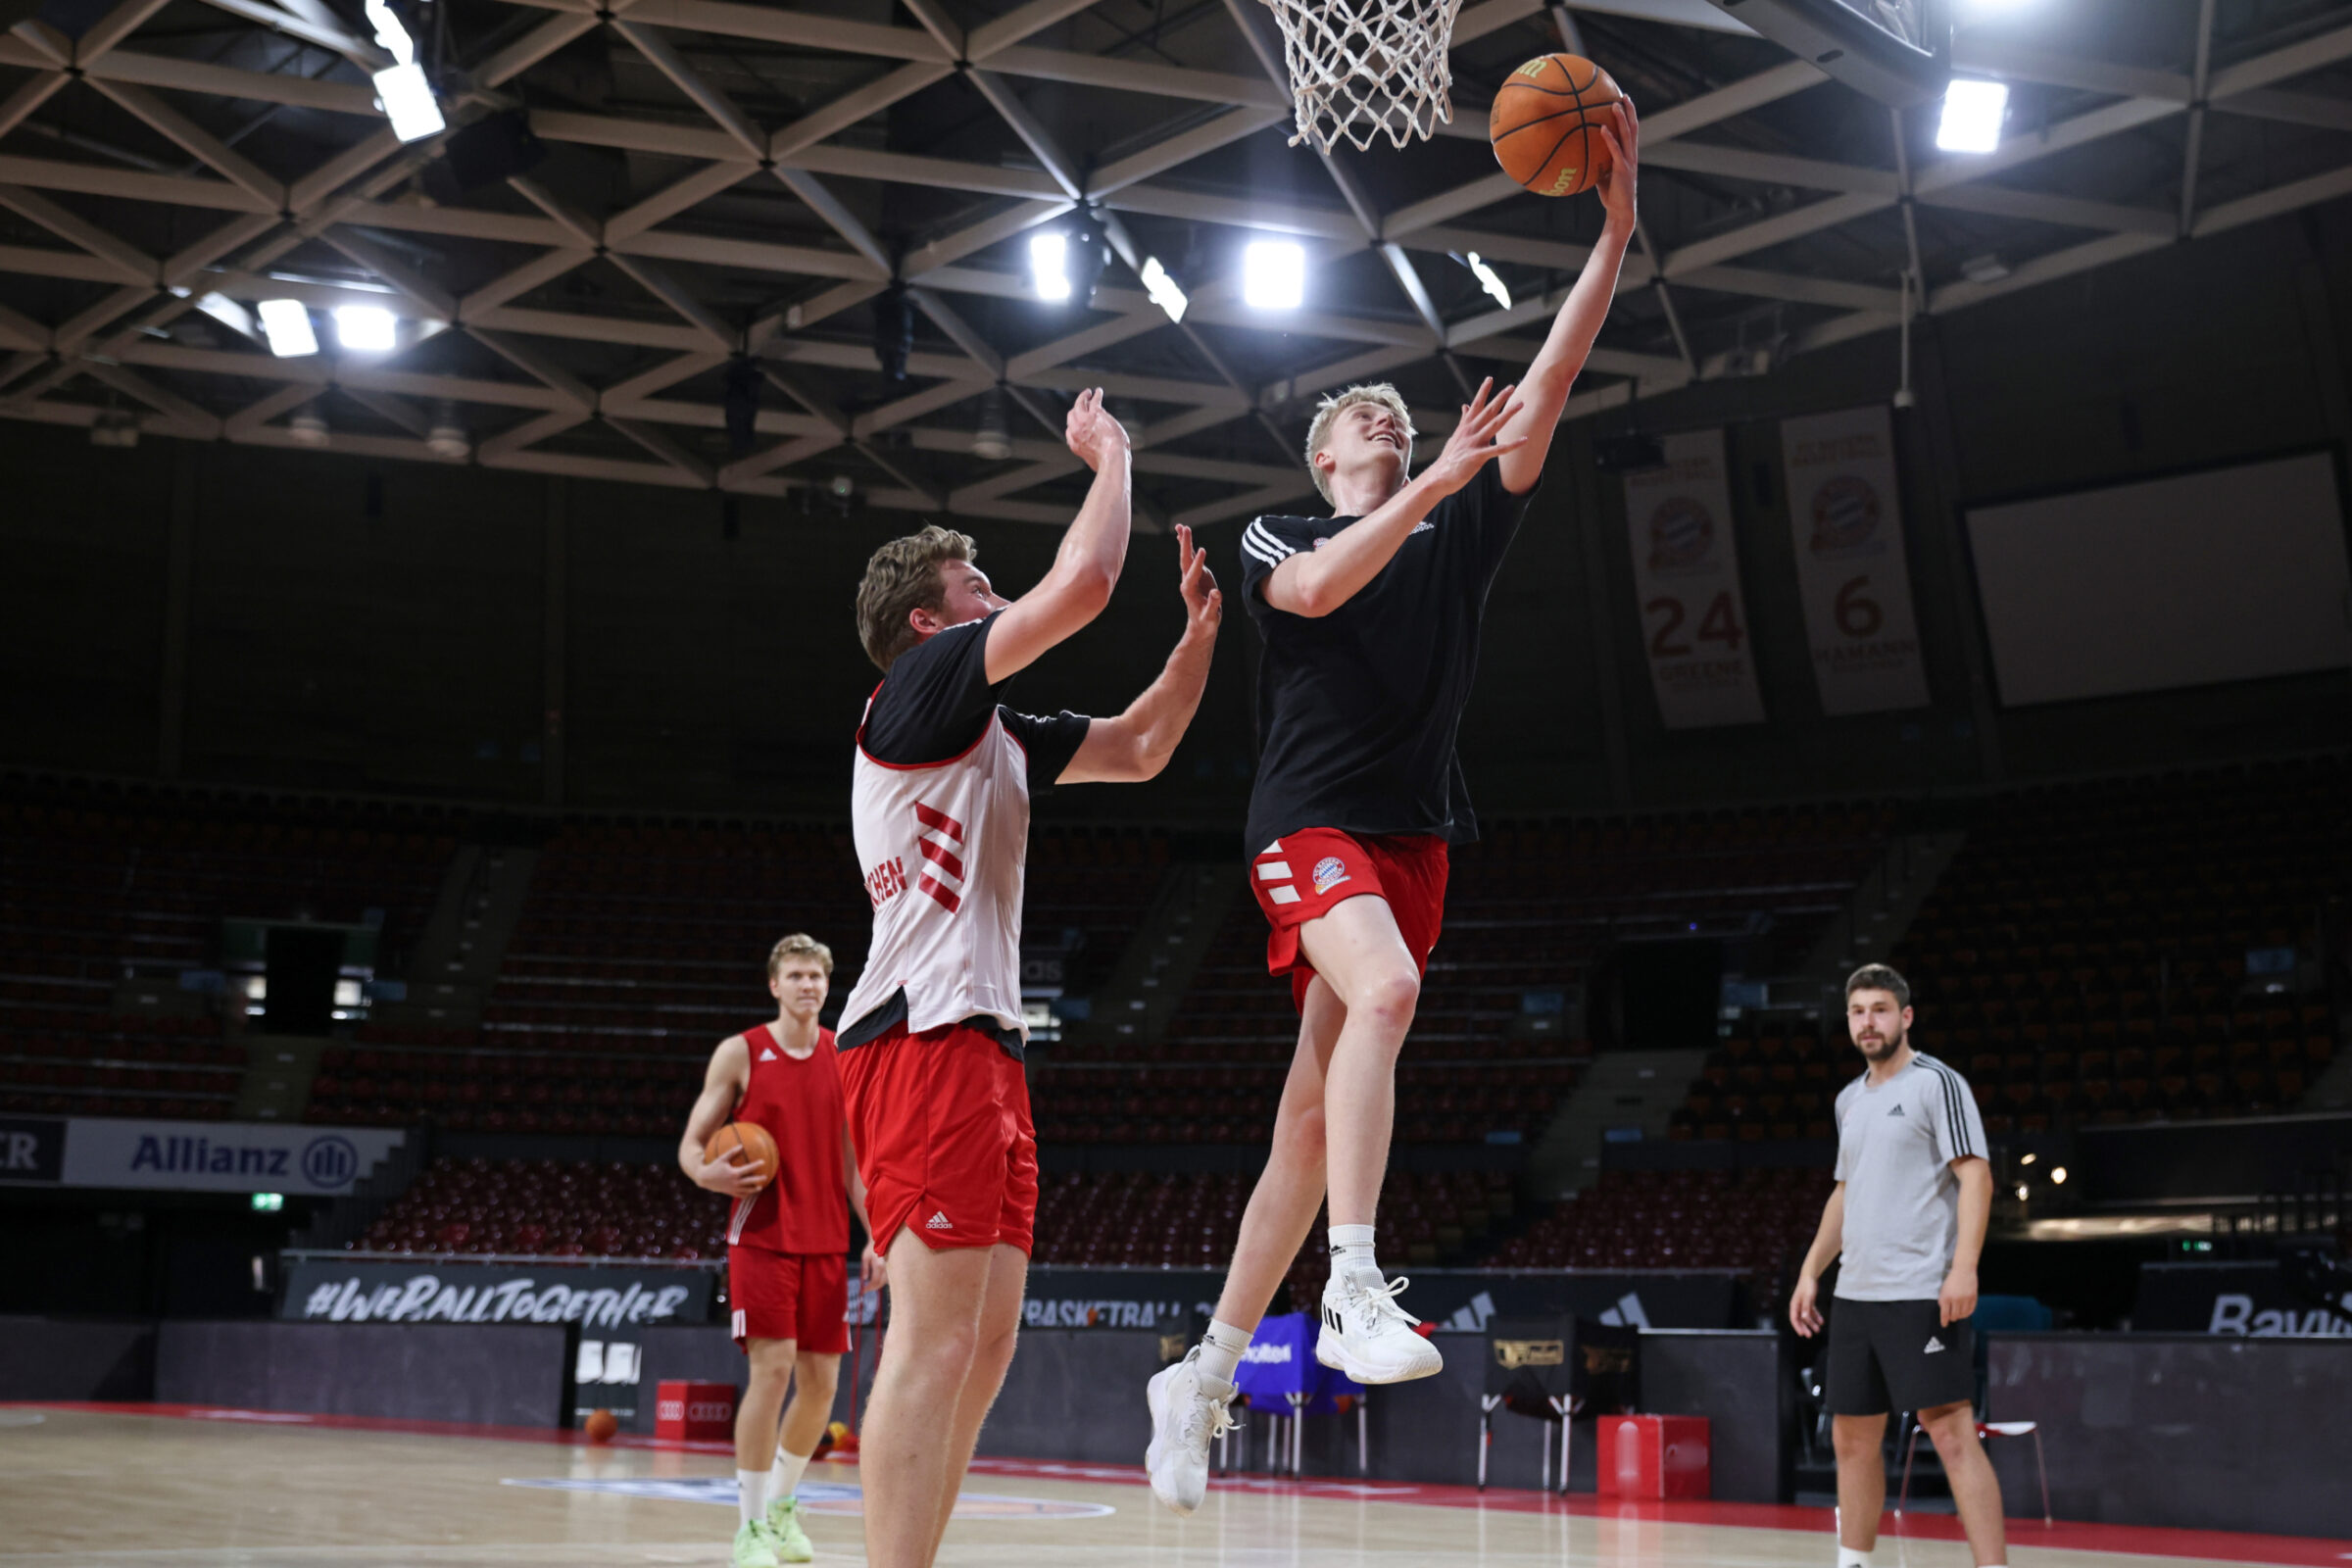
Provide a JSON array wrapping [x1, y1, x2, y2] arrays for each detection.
[[1238, 514, 1319, 619], [999, 708, 1092, 790], [1441, 462, 1538, 575], [858, 614, 1001, 765]]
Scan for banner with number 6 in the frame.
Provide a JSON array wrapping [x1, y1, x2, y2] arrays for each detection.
[[1623, 428, 1767, 729], [1780, 406, 1932, 714]]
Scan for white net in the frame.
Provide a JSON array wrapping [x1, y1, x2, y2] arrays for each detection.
[[1258, 0, 1465, 154]]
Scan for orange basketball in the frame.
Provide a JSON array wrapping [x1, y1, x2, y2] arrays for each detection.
[[583, 1408, 619, 1444], [1490, 54, 1623, 198], [704, 1120, 777, 1188]]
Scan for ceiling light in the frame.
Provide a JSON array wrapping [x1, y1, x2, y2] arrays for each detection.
[[1960, 252, 2010, 284], [257, 298, 318, 358], [1029, 231, 1071, 302], [2014, 1182, 2030, 1200], [1936, 78, 2009, 153], [2050, 1165, 2067, 1185], [193, 293, 255, 340], [1244, 240, 1304, 311], [287, 410, 329, 448], [972, 387, 1012, 461], [89, 409, 140, 449], [1465, 251, 1511, 311], [333, 305, 398, 353], [1140, 256, 1189, 323], [373, 63, 445, 143], [426, 421, 469, 461], [2019, 1152, 2036, 1166]]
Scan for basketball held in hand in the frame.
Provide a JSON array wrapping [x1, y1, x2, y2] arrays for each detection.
[[1490, 54, 1623, 198], [704, 1120, 778, 1188]]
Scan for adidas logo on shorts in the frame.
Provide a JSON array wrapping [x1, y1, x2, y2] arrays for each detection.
[[926, 1211, 953, 1230], [1924, 1336, 1945, 1353]]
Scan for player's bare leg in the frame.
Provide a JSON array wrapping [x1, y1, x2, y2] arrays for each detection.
[[1210, 976, 1343, 1330], [858, 1235, 992, 1568], [764, 1349, 837, 1561], [775, 1350, 836, 1464], [1295, 895, 1420, 1230], [1920, 1399, 2008, 1567], [924, 1243, 1028, 1565], [1833, 1412, 1888, 1554], [732, 1338, 796, 1563]]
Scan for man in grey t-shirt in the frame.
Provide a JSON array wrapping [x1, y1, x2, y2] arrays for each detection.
[[1790, 965, 2005, 1568]]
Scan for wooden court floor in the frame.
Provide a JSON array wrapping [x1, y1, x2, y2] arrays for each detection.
[[0, 1405, 2336, 1568]]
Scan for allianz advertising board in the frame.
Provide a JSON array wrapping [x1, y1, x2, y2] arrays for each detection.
[[0, 1116, 404, 1195]]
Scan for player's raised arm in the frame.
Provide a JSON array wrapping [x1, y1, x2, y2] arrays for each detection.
[[1495, 96, 1640, 494], [1060, 525, 1224, 782], [678, 1034, 763, 1197], [983, 389, 1135, 683], [1264, 381, 1525, 618]]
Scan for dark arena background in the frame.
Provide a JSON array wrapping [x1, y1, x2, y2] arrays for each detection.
[[2, 0, 2350, 1561]]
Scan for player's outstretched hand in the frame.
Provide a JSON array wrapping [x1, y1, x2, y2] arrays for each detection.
[[691, 1146, 766, 1199], [1173, 523, 1222, 642], [1421, 377, 1527, 500], [1596, 94, 1639, 230], [1788, 1273, 1823, 1338], [1065, 387, 1131, 471]]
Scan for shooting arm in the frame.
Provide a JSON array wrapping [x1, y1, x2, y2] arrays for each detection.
[[985, 391, 1133, 681], [1494, 220, 1633, 493]]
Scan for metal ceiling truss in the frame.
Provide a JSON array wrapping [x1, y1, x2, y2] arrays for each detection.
[[2, 0, 2349, 526]]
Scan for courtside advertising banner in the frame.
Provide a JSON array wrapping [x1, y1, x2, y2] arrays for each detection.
[[0, 1116, 405, 1194], [280, 1256, 716, 1328], [1779, 406, 1931, 713], [1623, 429, 1767, 728]]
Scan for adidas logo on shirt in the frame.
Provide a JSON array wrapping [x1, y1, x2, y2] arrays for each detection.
[[759, 1049, 777, 1061], [1924, 1336, 1945, 1353], [1887, 1103, 1906, 1117], [925, 1211, 953, 1231]]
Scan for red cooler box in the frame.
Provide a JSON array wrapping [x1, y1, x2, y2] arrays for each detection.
[[1597, 1414, 1710, 1499], [654, 1380, 736, 1442]]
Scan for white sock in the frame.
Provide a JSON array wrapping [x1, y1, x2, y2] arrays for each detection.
[[1196, 1319, 1251, 1385], [737, 1468, 768, 1528], [771, 1446, 813, 1502], [1837, 1548, 1870, 1568], [1328, 1222, 1380, 1285]]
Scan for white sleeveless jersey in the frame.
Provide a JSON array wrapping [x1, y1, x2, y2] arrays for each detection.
[[839, 701, 1035, 1046]]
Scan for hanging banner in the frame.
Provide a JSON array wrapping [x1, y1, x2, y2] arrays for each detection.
[[1623, 429, 1766, 728], [1781, 406, 1932, 713]]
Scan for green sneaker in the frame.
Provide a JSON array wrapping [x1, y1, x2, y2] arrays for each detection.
[[765, 1496, 815, 1563], [731, 1518, 782, 1568]]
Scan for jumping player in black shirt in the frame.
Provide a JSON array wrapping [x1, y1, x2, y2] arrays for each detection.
[[1147, 99, 1643, 1514]]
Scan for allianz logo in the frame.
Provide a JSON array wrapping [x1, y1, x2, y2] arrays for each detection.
[[1242, 1342, 1294, 1364]]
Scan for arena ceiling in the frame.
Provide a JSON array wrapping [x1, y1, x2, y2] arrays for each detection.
[[2, 0, 2350, 527]]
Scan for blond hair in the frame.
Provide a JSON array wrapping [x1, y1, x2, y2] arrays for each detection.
[[855, 524, 977, 671], [768, 933, 835, 982], [1303, 383, 1416, 504]]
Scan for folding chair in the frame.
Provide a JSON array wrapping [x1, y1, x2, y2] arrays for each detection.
[[1898, 1419, 2051, 1525], [1477, 1316, 1639, 1492]]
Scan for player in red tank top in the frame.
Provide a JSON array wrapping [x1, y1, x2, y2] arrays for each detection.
[[680, 935, 880, 1568]]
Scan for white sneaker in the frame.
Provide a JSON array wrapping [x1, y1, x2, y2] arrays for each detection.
[[1145, 1348, 1238, 1516], [1316, 1271, 1443, 1384]]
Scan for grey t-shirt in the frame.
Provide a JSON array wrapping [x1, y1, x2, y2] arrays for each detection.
[[1832, 1052, 1987, 1301]]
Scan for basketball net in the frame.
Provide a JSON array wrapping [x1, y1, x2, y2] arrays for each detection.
[[1259, 0, 1464, 153]]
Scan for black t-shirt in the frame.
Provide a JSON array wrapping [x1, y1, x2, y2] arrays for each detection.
[[858, 612, 1092, 778], [844, 612, 1091, 1053], [1239, 464, 1535, 856]]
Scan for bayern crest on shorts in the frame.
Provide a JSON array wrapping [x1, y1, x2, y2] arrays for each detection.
[[1312, 856, 1349, 894]]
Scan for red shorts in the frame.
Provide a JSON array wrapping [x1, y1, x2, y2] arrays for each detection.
[[1250, 828, 1449, 1011], [728, 1247, 849, 1354], [839, 1021, 1037, 1255]]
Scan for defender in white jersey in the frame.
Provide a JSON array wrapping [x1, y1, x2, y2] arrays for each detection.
[[842, 389, 1222, 1568]]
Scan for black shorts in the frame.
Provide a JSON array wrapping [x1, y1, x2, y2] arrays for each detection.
[[1825, 1298, 1976, 1417]]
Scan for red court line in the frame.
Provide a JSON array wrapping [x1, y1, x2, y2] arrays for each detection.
[[13, 1403, 2346, 1565]]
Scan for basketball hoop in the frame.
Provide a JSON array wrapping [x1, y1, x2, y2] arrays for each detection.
[[1259, 0, 1465, 153]]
